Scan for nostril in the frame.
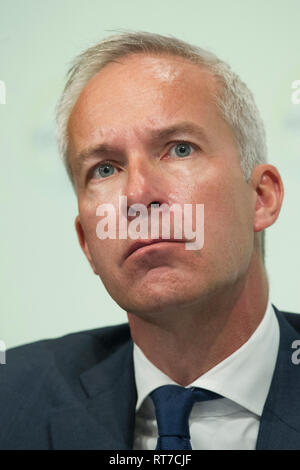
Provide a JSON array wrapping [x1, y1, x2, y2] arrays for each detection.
[[150, 201, 160, 207]]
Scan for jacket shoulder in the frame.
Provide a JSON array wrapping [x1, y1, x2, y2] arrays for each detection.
[[0, 323, 131, 449], [2, 322, 131, 381], [277, 309, 300, 334]]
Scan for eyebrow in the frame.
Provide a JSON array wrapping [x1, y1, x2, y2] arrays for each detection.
[[73, 121, 209, 173]]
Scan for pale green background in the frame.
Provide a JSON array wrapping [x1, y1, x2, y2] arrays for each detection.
[[1, 0, 299, 349]]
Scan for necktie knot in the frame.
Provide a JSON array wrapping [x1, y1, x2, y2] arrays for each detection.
[[150, 384, 222, 450]]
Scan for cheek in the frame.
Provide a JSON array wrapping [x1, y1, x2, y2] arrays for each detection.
[[194, 177, 254, 254], [79, 200, 99, 242], [78, 198, 123, 269], [78, 201, 107, 260], [79, 191, 120, 233]]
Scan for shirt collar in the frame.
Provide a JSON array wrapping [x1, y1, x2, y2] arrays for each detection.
[[133, 300, 280, 416]]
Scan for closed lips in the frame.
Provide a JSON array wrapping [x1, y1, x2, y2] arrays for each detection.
[[125, 239, 183, 259]]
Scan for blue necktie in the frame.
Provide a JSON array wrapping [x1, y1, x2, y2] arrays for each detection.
[[150, 384, 222, 450]]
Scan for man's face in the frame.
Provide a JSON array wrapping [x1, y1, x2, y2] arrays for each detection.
[[68, 54, 256, 317]]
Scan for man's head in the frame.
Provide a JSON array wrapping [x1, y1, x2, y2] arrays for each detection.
[[56, 32, 283, 318]]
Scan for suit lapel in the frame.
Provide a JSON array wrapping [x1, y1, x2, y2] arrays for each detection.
[[256, 306, 300, 449], [49, 306, 300, 449], [49, 337, 137, 449]]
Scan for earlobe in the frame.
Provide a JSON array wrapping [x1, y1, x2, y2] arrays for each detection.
[[74, 215, 99, 275], [251, 164, 284, 233]]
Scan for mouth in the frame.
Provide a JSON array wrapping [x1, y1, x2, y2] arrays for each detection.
[[125, 238, 183, 260]]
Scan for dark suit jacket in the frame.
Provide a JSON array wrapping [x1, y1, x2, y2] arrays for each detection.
[[1, 305, 300, 449]]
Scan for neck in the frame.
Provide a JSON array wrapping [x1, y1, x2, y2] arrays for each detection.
[[127, 252, 269, 386]]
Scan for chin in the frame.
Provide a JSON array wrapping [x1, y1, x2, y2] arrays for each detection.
[[116, 284, 205, 318]]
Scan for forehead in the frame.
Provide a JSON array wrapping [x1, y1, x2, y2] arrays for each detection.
[[68, 53, 222, 154]]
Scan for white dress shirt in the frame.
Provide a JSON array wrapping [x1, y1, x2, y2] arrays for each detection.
[[133, 300, 280, 450]]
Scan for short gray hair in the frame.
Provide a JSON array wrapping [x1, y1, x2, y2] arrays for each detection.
[[55, 30, 267, 261]]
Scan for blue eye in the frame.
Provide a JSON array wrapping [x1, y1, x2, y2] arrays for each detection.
[[171, 142, 193, 158], [93, 162, 116, 179]]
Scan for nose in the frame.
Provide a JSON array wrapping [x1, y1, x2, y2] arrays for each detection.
[[123, 156, 168, 218]]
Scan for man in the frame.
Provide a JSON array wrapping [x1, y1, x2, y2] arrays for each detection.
[[1, 31, 300, 450]]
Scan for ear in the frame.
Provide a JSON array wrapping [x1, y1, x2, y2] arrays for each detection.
[[74, 215, 99, 275], [251, 164, 284, 233]]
